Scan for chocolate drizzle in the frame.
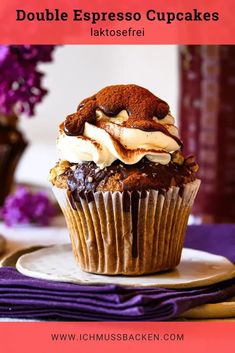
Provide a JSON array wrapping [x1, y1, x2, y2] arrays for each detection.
[[122, 191, 130, 212], [67, 190, 77, 210], [66, 157, 197, 195], [64, 84, 177, 137]]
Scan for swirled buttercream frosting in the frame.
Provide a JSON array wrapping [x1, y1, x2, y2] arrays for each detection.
[[57, 84, 182, 169]]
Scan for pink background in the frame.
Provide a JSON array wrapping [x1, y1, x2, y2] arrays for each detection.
[[0, 0, 234, 44], [0, 322, 234, 353]]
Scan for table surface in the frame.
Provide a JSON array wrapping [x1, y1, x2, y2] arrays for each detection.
[[0, 215, 68, 257]]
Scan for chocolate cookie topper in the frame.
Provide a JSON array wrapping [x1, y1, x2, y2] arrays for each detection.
[[64, 84, 182, 146], [64, 84, 170, 133]]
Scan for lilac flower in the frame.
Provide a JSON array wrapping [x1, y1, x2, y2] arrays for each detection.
[[1, 187, 57, 227], [0, 45, 55, 116], [0, 45, 9, 63]]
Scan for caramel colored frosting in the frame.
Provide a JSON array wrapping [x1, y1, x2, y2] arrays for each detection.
[[57, 84, 182, 169]]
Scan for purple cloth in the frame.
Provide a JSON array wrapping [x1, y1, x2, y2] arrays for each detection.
[[0, 224, 235, 321]]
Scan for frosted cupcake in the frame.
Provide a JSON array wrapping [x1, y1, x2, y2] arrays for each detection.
[[50, 84, 200, 275]]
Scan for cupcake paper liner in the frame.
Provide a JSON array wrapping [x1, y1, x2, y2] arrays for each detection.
[[53, 179, 201, 275]]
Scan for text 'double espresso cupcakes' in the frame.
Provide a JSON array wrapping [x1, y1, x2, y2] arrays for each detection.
[[49, 84, 200, 275]]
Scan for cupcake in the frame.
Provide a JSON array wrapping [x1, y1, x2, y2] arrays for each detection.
[[50, 84, 200, 275]]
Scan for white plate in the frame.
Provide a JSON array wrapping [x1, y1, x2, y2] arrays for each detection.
[[16, 244, 235, 289], [182, 296, 235, 319], [0, 246, 46, 267]]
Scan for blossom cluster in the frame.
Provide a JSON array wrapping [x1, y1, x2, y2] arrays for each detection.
[[1, 187, 57, 227], [0, 45, 55, 116]]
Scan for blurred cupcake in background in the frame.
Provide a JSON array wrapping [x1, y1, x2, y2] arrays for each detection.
[[0, 113, 27, 205]]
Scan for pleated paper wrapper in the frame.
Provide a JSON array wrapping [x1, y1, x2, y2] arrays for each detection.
[[53, 179, 200, 275]]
